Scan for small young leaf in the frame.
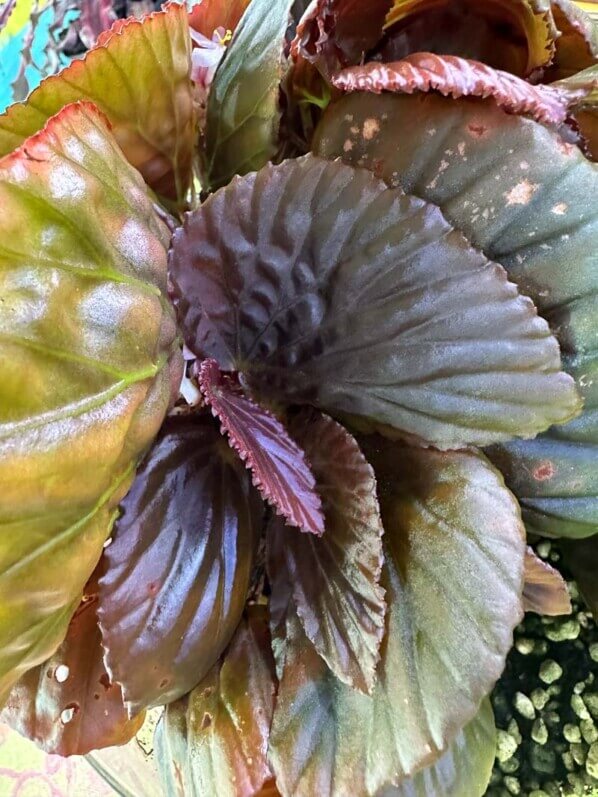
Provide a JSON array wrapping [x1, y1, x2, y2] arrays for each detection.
[[380, 0, 556, 77], [98, 415, 264, 714], [268, 441, 525, 794], [523, 547, 572, 615], [267, 410, 385, 694], [0, 102, 179, 703], [0, 568, 144, 755], [0, 2, 195, 203], [197, 359, 324, 536], [315, 90, 598, 538], [170, 154, 579, 450], [332, 53, 586, 126], [155, 607, 276, 797], [205, 0, 294, 189]]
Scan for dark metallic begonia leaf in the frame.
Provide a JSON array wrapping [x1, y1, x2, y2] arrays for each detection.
[[332, 53, 589, 126], [267, 410, 385, 694], [315, 91, 598, 537], [205, 0, 294, 189], [1, 568, 144, 755], [170, 154, 579, 450], [98, 415, 264, 714], [268, 440, 525, 795], [156, 607, 276, 797]]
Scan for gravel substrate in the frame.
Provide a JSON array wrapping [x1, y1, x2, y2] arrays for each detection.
[[486, 542, 598, 797]]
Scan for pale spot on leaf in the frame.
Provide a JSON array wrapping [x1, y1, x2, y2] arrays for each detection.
[[49, 164, 86, 200], [362, 118, 380, 140], [504, 180, 539, 206], [551, 202, 568, 215]]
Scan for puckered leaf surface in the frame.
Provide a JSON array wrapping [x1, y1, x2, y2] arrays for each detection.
[[377, 700, 496, 797], [332, 53, 586, 125], [98, 415, 264, 714], [0, 102, 180, 703], [379, 0, 556, 76], [197, 359, 324, 536], [0, 569, 144, 755], [155, 607, 276, 797], [314, 92, 598, 537], [545, 0, 598, 81], [205, 0, 293, 189], [267, 410, 385, 694], [522, 546, 572, 615], [170, 153, 579, 450], [268, 441, 525, 794], [0, 2, 195, 203]]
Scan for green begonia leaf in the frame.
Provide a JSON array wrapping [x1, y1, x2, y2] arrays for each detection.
[[378, 699, 496, 797], [268, 442, 525, 795], [0, 2, 195, 205], [170, 154, 579, 450], [99, 415, 264, 713], [267, 410, 386, 694], [155, 607, 276, 797], [314, 91, 598, 538], [205, 0, 293, 189], [0, 568, 144, 755], [0, 102, 180, 703]]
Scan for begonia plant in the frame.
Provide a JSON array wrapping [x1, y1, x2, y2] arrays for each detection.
[[0, 0, 596, 795]]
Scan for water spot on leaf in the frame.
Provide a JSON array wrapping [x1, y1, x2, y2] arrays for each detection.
[[55, 665, 69, 683]]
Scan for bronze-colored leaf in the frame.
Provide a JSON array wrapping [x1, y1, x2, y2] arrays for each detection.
[[523, 546, 572, 615], [98, 415, 264, 714], [156, 608, 276, 797], [332, 53, 588, 125], [1, 569, 144, 755], [268, 410, 385, 694]]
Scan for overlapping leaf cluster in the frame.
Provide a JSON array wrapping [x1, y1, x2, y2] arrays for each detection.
[[0, 1, 596, 795]]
